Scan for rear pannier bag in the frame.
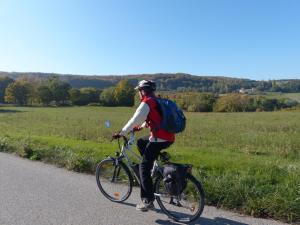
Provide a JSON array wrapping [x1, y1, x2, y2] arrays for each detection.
[[162, 163, 190, 196]]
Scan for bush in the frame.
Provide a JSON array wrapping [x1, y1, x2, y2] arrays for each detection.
[[160, 92, 217, 112], [87, 103, 101, 106], [213, 94, 254, 112], [0, 136, 10, 152], [17, 143, 33, 158], [260, 98, 278, 111], [66, 153, 96, 173], [187, 104, 198, 112]]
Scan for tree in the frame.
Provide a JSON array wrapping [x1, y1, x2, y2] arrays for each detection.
[[37, 86, 52, 106], [167, 92, 216, 112], [271, 80, 281, 92], [69, 88, 101, 105], [4, 81, 31, 105], [0, 76, 14, 103], [114, 80, 135, 106], [259, 98, 278, 111], [100, 87, 116, 106], [187, 93, 216, 112], [46, 76, 71, 105], [69, 88, 82, 105], [213, 94, 254, 112], [17, 77, 39, 106], [80, 87, 101, 104]]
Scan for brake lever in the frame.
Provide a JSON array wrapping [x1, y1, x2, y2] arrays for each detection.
[[122, 136, 128, 145]]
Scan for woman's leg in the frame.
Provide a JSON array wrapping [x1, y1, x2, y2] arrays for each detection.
[[136, 135, 150, 156], [139, 141, 172, 202]]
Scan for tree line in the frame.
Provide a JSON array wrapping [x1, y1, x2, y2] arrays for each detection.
[[161, 92, 299, 112], [0, 76, 135, 107], [1, 72, 300, 93], [0, 75, 299, 112]]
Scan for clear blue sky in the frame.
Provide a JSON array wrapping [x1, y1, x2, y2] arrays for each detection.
[[0, 0, 299, 80]]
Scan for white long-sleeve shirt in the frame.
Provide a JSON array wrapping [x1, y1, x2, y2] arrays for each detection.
[[120, 102, 167, 142]]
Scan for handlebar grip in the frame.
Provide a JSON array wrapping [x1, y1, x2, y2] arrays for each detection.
[[111, 134, 128, 143]]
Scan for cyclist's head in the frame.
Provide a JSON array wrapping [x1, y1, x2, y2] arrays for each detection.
[[135, 80, 156, 96]]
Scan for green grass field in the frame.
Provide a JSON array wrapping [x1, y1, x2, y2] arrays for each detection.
[[264, 92, 300, 103], [0, 106, 299, 223]]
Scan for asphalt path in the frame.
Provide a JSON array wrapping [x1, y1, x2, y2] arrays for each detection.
[[0, 152, 291, 225]]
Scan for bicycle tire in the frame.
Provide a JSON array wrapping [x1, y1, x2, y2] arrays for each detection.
[[154, 173, 205, 223], [96, 158, 133, 202]]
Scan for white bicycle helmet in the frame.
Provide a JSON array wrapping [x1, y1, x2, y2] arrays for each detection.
[[134, 80, 156, 91]]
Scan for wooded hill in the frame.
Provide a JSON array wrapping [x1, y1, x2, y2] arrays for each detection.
[[1, 71, 299, 93]]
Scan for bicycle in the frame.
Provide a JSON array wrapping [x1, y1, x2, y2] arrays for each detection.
[[95, 132, 205, 223]]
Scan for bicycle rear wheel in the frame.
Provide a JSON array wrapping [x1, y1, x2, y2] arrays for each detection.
[[96, 158, 133, 202], [154, 173, 205, 223]]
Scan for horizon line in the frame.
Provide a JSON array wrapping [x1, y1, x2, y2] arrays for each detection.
[[1, 70, 299, 81]]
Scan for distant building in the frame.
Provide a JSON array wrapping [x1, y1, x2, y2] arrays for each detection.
[[239, 88, 256, 94]]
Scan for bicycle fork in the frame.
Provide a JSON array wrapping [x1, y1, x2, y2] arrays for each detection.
[[111, 165, 121, 182]]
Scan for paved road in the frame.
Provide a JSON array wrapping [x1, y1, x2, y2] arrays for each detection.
[[0, 152, 291, 225]]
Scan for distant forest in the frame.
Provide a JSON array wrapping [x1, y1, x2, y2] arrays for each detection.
[[1, 71, 300, 93], [1, 72, 299, 112]]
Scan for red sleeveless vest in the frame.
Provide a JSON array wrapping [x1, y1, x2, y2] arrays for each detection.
[[142, 96, 175, 142]]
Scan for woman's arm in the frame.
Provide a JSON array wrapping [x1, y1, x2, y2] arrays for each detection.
[[119, 102, 149, 135]]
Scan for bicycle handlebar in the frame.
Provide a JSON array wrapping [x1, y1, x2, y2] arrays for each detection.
[[111, 131, 136, 146], [111, 135, 127, 143]]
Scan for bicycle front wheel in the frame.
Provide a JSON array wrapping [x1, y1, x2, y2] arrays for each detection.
[[154, 173, 205, 223], [96, 158, 133, 202]]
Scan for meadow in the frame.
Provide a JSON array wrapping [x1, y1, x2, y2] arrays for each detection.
[[264, 92, 300, 103], [0, 106, 299, 223]]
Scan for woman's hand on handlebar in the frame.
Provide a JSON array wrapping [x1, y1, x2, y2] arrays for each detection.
[[112, 132, 129, 143], [112, 132, 122, 140], [132, 126, 142, 132]]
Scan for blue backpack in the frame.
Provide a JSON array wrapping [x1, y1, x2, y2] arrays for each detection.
[[154, 98, 186, 134]]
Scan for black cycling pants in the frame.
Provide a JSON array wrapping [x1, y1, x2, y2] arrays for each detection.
[[136, 135, 172, 201]]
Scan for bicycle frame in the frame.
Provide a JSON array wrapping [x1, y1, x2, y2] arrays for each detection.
[[111, 132, 164, 184], [119, 132, 142, 167]]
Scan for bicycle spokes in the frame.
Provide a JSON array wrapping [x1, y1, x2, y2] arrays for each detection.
[[96, 158, 133, 202]]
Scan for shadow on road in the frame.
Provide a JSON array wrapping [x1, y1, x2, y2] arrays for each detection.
[[120, 201, 172, 216], [155, 217, 249, 225], [120, 201, 248, 225], [120, 202, 137, 207]]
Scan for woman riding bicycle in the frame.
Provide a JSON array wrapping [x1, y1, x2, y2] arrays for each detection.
[[113, 80, 175, 211]]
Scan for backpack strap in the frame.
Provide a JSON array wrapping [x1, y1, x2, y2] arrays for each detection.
[[143, 97, 161, 141]]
